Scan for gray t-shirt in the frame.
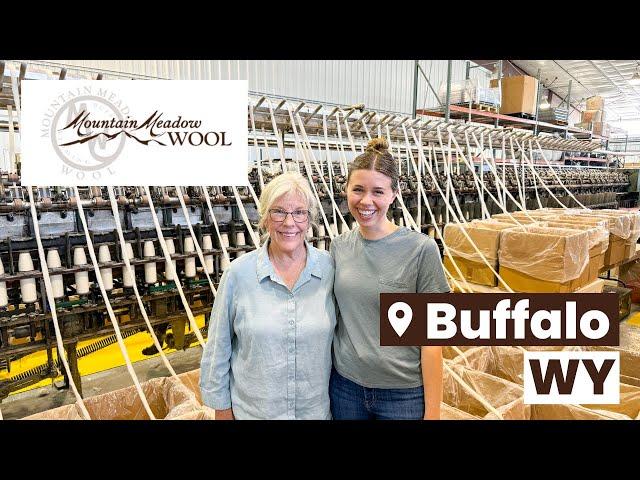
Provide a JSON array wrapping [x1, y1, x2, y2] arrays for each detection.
[[330, 226, 450, 388]]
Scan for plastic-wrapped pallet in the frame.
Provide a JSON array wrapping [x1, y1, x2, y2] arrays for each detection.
[[437, 78, 501, 108]]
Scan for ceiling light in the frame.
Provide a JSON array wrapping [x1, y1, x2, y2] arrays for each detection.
[[539, 99, 551, 109]]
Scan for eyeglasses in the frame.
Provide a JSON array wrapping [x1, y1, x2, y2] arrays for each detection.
[[269, 209, 309, 223]]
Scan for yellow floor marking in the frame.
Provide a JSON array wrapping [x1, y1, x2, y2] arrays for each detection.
[[626, 311, 640, 327], [1, 315, 206, 395]]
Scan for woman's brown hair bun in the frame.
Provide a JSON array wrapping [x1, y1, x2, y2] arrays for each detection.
[[366, 137, 389, 153], [347, 136, 398, 193]]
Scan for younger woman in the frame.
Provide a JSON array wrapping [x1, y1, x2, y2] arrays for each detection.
[[330, 137, 450, 420]]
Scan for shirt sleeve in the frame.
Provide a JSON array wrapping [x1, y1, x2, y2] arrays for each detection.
[[199, 268, 236, 409], [328, 240, 342, 324], [417, 238, 451, 293]]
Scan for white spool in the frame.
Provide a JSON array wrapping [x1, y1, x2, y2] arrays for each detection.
[[399, 217, 405, 227], [202, 235, 214, 274], [220, 233, 230, 248], [122, 243, 136, 288], [317, 225, 326, 251], [164, 238, 176, 281], [98, 245, 113, 291], [220, 254, 231, 271], [143, 241, 157, 285], [46, 249, 65, 299], [18, 252, 37, 304], [73, 247, 90, 295], [0, 258, 8, 308], [184, 237, 196, 278], [331, 223, 339, 237], [235, 231, 246, 258], [236, 231, 246, 246]]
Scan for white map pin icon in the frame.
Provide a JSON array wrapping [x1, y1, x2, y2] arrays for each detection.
[[388, 301, 413, 337]]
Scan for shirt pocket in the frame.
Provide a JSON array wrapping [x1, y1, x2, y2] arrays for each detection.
[[378, 277, 412, 293]]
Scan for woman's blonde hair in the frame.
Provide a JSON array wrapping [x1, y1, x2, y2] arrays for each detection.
[[258, 172, 319, 233]]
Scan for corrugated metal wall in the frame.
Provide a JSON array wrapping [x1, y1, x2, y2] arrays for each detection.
[[1, 59, 490, 156], [46, 59, 489, 114]]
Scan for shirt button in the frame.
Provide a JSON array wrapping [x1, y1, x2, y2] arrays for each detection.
[[289, 320, 294, 325]]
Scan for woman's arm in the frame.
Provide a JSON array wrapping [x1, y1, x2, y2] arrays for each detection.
[[199, 269, 236, 419], [416, 239, 449, 420], [214, 408, 235, 420], [421, 346, 443, 420]]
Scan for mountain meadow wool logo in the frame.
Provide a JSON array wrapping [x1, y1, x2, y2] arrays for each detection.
[[21, 80, 248, 186]]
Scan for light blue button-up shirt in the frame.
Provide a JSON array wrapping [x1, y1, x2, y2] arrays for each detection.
[[200, 239, 336, 419]]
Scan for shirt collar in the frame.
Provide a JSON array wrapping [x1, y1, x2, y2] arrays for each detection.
[[256, 238, 324, 283]]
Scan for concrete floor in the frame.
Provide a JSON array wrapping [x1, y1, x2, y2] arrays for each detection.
[[1, 346, 203, 420]]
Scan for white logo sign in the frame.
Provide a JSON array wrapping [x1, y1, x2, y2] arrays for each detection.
[[524, 351, 619, 405], [21, 80, 248, 186]]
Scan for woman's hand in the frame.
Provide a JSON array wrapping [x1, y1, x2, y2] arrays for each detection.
[[215, 408, 235, 420], [421, 346, 443, 420], [423, 405, 441, 420]]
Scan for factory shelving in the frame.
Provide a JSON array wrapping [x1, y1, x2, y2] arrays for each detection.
[[416, 104, 589, 136]]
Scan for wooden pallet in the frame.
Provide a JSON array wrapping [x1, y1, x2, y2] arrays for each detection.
[[507, 112, 535, 120], [472, 103, 498, 113], [451, 102, 499, 113]]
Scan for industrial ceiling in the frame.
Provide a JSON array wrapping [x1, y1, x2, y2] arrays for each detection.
[[511, 60, 640, 125]]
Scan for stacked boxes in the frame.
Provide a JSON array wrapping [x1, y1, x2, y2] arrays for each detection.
[[443, 209, 637, 293], [578, 96, 610, 137], [586, 95, 605, 110]]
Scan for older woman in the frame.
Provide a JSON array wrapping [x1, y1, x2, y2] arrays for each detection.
[[199, 172, 336, 419]]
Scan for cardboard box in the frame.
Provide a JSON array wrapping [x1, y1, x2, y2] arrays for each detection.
[[491, 213, 541, 224], [499, 266, 582, 293], [498, 226, 590, 293], [444, 256, 497, 287], [581, 109, 606, 123], [624, 241, 638, 259], [604, 235, 627, 267], [586, 96, 605, 111], [490, 75, 539, 116], [544, 221, 607, 286], [590, 252, 605, 279], [443, 221, 516, 287], [592, 122, 610, 136], [564, 211, 631, 269]]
